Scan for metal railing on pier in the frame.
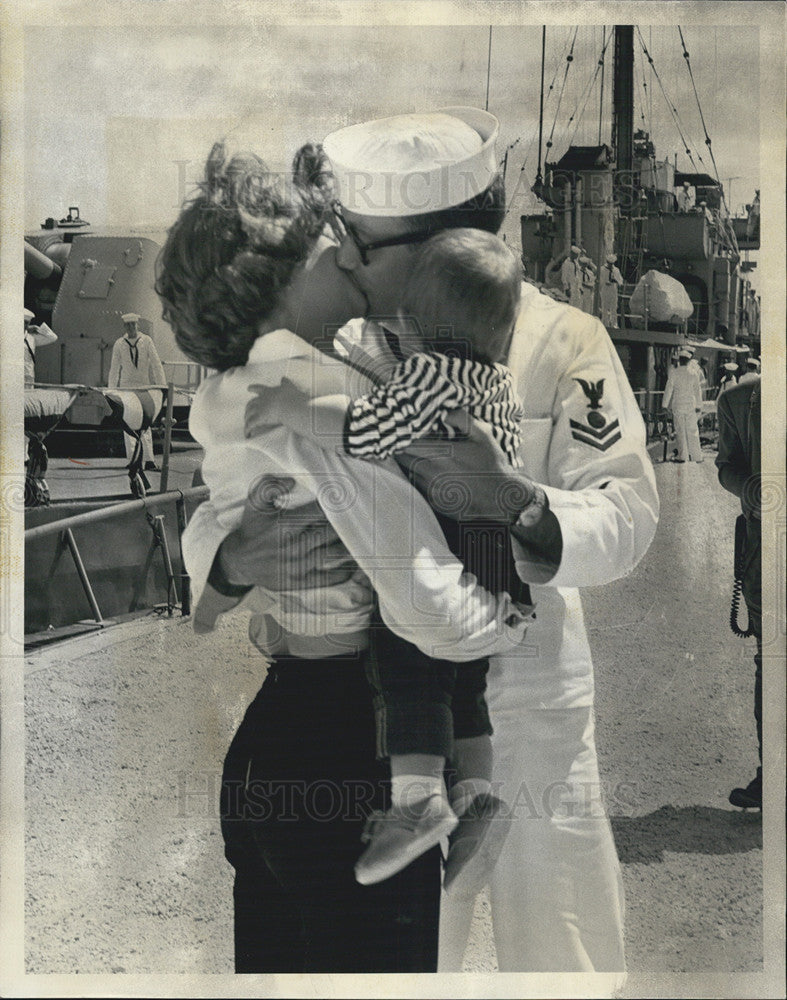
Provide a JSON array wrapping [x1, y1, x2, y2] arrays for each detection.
[[25, 485, 209, 643]]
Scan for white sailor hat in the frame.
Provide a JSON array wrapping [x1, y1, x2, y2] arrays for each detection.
[[746, 357, 758, 367], [23, 308, 35, 321], [570, 245, 581, 254], [121, 312, 140, 323], [678, 348, 692, 359], [323, 107, 499, 217], [723, 361, 738, 371]]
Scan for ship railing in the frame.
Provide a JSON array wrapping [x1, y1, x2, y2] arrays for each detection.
[[619, 283, 650, 330], [25, 484, 209, 641], [633, 389, 668, 443], [162, 361, 206, 395]]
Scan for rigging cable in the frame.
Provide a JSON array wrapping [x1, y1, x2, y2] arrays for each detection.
[[635, 44, 653, 139], [485, 25, 493, 111], [677, 26, 727, 203], [545, 27, 579, 160], [635, 27, 703, 175], [678, 25, 739, 254], [502, 28, 573, 219], [598, 26, 606, 145], [566, 28, 613, 148], [536, 25, 546, 184]]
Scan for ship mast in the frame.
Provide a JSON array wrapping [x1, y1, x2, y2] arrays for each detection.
[[612, 25, 635, 215]]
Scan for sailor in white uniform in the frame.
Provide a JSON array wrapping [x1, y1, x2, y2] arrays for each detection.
[[737, 357, 761, 385], [600, 253, 624, 328], [24, 307, 58, 387], [186, 107, 659, 975], [107, 313, 166, 470], [560, 245, 583, 309], [662, 348, 703, 462]]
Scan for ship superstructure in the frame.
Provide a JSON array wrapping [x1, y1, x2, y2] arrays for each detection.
[[519, 25, 760, 404]]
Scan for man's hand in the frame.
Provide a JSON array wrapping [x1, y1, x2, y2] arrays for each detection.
[[395, 416, 539, 525], [217, 474, 357, 590]]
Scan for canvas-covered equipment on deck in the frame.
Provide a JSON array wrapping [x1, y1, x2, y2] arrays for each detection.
[[630, 270, 694, 324], [24, 384, 165, 506]]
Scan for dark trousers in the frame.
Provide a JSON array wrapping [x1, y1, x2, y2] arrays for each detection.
[[364, 613, 492, 759], [362, 517, 524, 760], [221, 655, 441, 973]]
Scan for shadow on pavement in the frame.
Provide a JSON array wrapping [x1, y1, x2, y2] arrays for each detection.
[[611, 804, 762, 865]]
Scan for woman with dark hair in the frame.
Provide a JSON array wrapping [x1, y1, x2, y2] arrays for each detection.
[[156, 142, 527, 973]]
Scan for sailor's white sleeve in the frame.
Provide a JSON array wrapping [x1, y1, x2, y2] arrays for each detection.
[[240, 432, 529, 661], [513, 314, 659, 589]]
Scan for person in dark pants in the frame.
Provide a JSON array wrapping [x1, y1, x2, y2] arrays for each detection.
[[158, 141, 522, 973], [715, 379, 762, 809], [221, 656, 440, 972]]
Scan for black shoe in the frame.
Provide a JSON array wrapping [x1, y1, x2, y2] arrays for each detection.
[[729, 775, 762, 809], [144, 461, 159, 472]]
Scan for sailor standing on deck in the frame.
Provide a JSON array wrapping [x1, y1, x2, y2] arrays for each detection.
[[560, 245, 583, 309], [600, 253, 623, 328], [686, 349, 707, 399], [717, 360, 739, 397], [24, 307, 58, 387], [107, 313, 166, 471], [662, 348, 703, 463], [737, 357, 761, 385], [677, 180, 695, 212], [578, 254, 597, 314]]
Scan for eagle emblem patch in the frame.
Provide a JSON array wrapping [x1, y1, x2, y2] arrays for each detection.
[[571, 377, 621, 450]]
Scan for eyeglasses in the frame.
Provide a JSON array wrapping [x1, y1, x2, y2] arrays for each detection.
[[331, 202, 432, 266]]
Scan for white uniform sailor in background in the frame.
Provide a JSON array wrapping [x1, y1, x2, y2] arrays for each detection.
[[600, 253, 624, 328], [560, 245, 583, 309], [24, 307, 58, 387], [677, 180, 695, 212], [737, 357, 761, 385], [662, 347, 703, 463], [578, 254, 597, 314], [107, 312, 166, 471], [187, 106, 659, 974], [717, 360, 739, 397]]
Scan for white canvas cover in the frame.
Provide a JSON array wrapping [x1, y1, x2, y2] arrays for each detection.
[[630, 270, 694, 323]]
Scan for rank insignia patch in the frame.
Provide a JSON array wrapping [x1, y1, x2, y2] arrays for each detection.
[[570, 417, 621, 450], [572, 377, 620, 449]]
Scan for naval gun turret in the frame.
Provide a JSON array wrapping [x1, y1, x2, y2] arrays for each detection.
[[24, 210, 200, 416]]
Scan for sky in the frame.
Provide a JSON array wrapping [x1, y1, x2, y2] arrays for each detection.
[[22, 17, 763, 277]]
